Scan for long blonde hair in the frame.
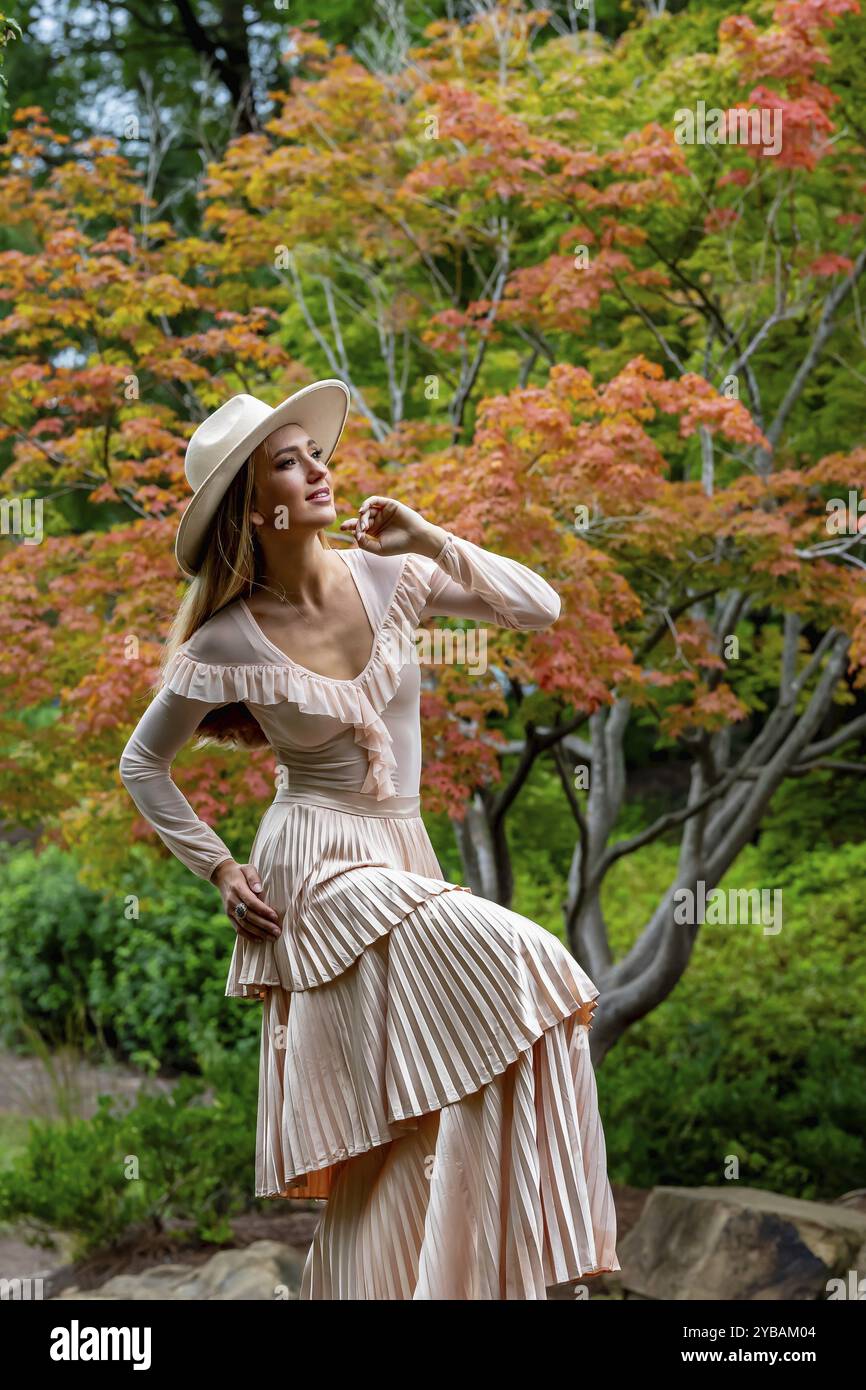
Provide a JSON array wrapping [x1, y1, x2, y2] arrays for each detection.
[[157, 436, 333, 748]]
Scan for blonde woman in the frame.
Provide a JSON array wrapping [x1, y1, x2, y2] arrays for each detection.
[[119, 379, 620, 1299]]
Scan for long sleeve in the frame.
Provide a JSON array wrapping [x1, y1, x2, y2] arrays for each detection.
[[118, 685, 237, 883], [419, 530, 561, 628]]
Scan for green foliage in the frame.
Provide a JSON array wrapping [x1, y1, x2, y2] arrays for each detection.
[[599, 841, 866, 1200], [421, 806, 466, 885], [0, 1044, 259, 1259], [0, 842, 260, 1072], [755, 771, 866, 878], [0, 842, 118, 1053], [0, 11, 21, 134]]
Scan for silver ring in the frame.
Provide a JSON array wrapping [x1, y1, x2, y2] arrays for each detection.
[[234, 902, 248, 920]]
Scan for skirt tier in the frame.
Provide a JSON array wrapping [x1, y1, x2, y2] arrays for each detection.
[[225, 784, 620, 1298]]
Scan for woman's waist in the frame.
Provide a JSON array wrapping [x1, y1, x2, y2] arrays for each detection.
[[267, 742, 420, 817], [272, 779, 421, 819]]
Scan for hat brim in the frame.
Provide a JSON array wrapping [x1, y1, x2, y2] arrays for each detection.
[[174, 379, 351, 577]]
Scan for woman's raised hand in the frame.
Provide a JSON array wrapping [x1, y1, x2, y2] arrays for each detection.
[[339, 497, 446, 559]]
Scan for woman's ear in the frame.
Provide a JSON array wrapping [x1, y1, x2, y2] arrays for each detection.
[[250, 509, 265, 526]]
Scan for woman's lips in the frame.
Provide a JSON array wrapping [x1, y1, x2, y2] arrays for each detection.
[[307, 490, 332, 503]]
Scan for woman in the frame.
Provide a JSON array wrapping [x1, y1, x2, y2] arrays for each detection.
[[119, 379, 620, 1299]]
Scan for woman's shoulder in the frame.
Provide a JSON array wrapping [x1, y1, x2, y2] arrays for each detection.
[[348, 543, 432, 595], [175, 598, 259, 667], [162, 599, 289, 708]]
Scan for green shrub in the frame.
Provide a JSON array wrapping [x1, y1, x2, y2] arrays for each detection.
[[0, 842, 260, 1071], [755, 771, 866, 877], [0, 1042, 260, 1259], [0, 842, 117, 1053], [598, 841, 866, 1201]]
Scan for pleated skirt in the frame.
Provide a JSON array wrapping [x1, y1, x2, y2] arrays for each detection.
[[225, 783, 620, 1299]]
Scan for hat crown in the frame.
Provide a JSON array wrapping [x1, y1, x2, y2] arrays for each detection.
[[185, 394, 273, 491]]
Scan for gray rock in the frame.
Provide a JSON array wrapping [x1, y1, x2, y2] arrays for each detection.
[[51, 1240, 307, 1301], [619, 1186, 866, 1300]]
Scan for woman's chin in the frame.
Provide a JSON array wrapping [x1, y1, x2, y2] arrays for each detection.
[[302, 502, 336, 524]]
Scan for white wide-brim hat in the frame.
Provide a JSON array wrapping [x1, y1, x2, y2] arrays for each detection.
[[175, 379, 351, 577]]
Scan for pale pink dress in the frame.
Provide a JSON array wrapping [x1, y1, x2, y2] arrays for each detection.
[[119, 531, 620, 1299]]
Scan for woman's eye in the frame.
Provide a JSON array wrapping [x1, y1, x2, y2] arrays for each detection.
[[278, 451, 323, 464]]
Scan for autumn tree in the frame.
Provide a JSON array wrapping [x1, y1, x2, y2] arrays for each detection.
[[1, 1, 864, 1061], [192, 0, 866, 1056], [0, 109, 313, 875]]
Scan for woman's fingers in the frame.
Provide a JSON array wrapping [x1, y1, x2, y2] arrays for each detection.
[[339, 498, 409, 554], [357, 498, 385, 530], [225, 865, 281, 940], [339, 514, 372, 542], [230, 889, 281, 941], [238, 862, 278, 916]]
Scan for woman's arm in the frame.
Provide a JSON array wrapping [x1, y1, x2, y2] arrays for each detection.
[[418, 530, 562, 629], [340, 497, 561, 629], [118, 685, 237, 883]]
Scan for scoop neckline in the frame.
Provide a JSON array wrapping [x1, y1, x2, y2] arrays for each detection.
[[236, 549, 408, 686]]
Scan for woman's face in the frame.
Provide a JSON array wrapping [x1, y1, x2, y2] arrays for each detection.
[[251, 421, 336, 534]]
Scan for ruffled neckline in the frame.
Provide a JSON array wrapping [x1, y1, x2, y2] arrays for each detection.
[[162, 552, 431, 800], [234, 547, 393, 686]]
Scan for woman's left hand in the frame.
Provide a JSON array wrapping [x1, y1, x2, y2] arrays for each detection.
[[339, 497, 447, 559]]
